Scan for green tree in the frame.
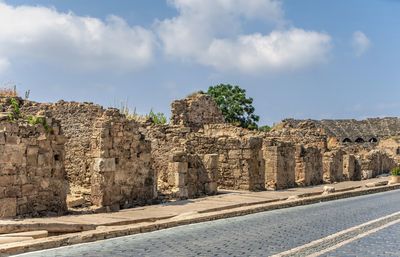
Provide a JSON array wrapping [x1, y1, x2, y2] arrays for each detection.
[[207, 84, 260, 130]]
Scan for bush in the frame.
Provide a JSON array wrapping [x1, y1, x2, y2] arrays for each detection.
[[259, 125, 271, 132], [391, 167, 400, 176], [149, 109, 167, 125], [8, 98, 20, 121]]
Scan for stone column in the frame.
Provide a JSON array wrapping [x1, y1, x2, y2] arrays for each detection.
[[203, 153, 219, 194], [264, 140, 295, 190], [169, 152, 189, 199]]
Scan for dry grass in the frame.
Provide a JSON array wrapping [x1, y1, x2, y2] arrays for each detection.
[[0, 86, 18, 97]]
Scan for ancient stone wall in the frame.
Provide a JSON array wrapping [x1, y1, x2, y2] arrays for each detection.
[[90, 110, 156, 210], [0, 119, 67, 218], [216, 136, 264, 191], [171, 93, 224, 130], [21, 100, 158, 210], [323, 150, 344, 183], [166, 152, 218, 199], [295, 145, 323, 186], [264, 140, 295, 190], [22, 101, 105, 190], [358, 150, 397, 179], [343, 154, 361, 181]]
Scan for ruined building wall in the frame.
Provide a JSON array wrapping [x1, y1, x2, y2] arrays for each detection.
[[264, 140, 295, 190], [0, 120, 67, 218], [343, 154, 361, 181], [90, 110, 156, 210], [22, 101, 105, 190], [171, 93, 225, 130], [22, 101, 157, 209], [357, 150, 397, 180], [295, 145, 323, 186]]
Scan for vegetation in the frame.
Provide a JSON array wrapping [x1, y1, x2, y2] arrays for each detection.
[[391, 167, 400, 176], [207, 84, 260, 130], [27, 115, 51, 132], [0, 85, 18, 97], [148, 109, 167, 125], [8, 98, 20, 121], [258, 125, 271, 132]]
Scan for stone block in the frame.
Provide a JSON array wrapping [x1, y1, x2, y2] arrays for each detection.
[[93, 158, 116, 172], [0, 198, 17, 218]]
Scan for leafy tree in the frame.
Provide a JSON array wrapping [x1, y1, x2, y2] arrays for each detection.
[[258, 125, 271, 132], [207, 84, 260, 130]]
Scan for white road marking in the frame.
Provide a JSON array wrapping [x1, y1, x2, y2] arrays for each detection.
[[272, 210, 400, 257]]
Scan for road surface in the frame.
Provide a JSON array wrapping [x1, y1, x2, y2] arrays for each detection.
[[17, 190, 400, 257]]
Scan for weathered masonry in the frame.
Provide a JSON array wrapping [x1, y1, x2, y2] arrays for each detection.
[[1, 92, 400, 218], [0, 117, 67, 218]]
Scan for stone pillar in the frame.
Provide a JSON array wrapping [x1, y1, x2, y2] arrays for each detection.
[[264, 140, 295, 190], [90, 157, 117, 209], [323, 150, 344, 183], [203, 154, 219, 194], [295, 145, 323, 186], [169, 152, 189, 199], [343, 154, 361, 181]]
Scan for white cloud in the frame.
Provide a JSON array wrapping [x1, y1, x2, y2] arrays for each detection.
[[203, 29, 331, 73], [158, 0, 332, 73], [0, 3, 155, 72], [352, 31, 371, 57], [0, 58, 10, 74]]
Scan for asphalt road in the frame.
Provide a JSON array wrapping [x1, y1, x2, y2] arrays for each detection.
[[16, 190, 400, 257]]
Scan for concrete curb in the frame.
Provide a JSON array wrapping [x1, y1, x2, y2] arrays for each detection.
[[1, 184, 400, 256]]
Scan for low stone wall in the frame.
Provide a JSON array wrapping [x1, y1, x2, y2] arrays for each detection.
[[295, 145, 323, 186], [0, 119, 67, 218], [323, 150, 344, 183], [264, 140, 295, 190]]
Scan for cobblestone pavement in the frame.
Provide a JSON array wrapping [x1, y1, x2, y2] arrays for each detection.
[[320, 222, 400, 257], [16, 190, 400, 257]]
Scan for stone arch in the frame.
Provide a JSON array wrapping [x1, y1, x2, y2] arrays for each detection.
[[342, 138, 352, 143], [369, 137, 378, 143], [355, 137, 365, 143]]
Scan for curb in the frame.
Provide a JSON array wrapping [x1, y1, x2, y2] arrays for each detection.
[[1, 184, 400, 256]]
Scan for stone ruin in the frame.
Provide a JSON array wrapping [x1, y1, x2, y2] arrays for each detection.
[[0, 92, 399, 218]]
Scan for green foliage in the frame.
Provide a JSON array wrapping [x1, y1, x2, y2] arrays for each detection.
[[258, 125, 271, 132], [27, 115, 51, 132], [391, 167, 400, 176], [149, 109, 167, 125], [207, 84, 260, 130], [8, 98, 20, 121]]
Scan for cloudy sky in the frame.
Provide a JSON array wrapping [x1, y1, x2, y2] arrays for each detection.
[[0, 0, 399, 125]]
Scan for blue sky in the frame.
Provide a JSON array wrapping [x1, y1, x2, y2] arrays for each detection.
[[0, 0, 399, 125]]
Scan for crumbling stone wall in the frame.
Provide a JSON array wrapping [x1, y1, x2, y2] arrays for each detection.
[[0, 120, 67, 218], [323, 150, 344, 183], [264, 140, 295, 190], [22, 101, 105, 189], [358, 150, 397, 179], [295, 145, 323, 186], [22, 101, 157, 210], [90, 110, 156, 210], [171, 93, 224, 130], [343, 154, 361, 181]]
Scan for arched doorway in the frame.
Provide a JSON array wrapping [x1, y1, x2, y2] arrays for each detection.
[[355, 137, 365, 143]]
